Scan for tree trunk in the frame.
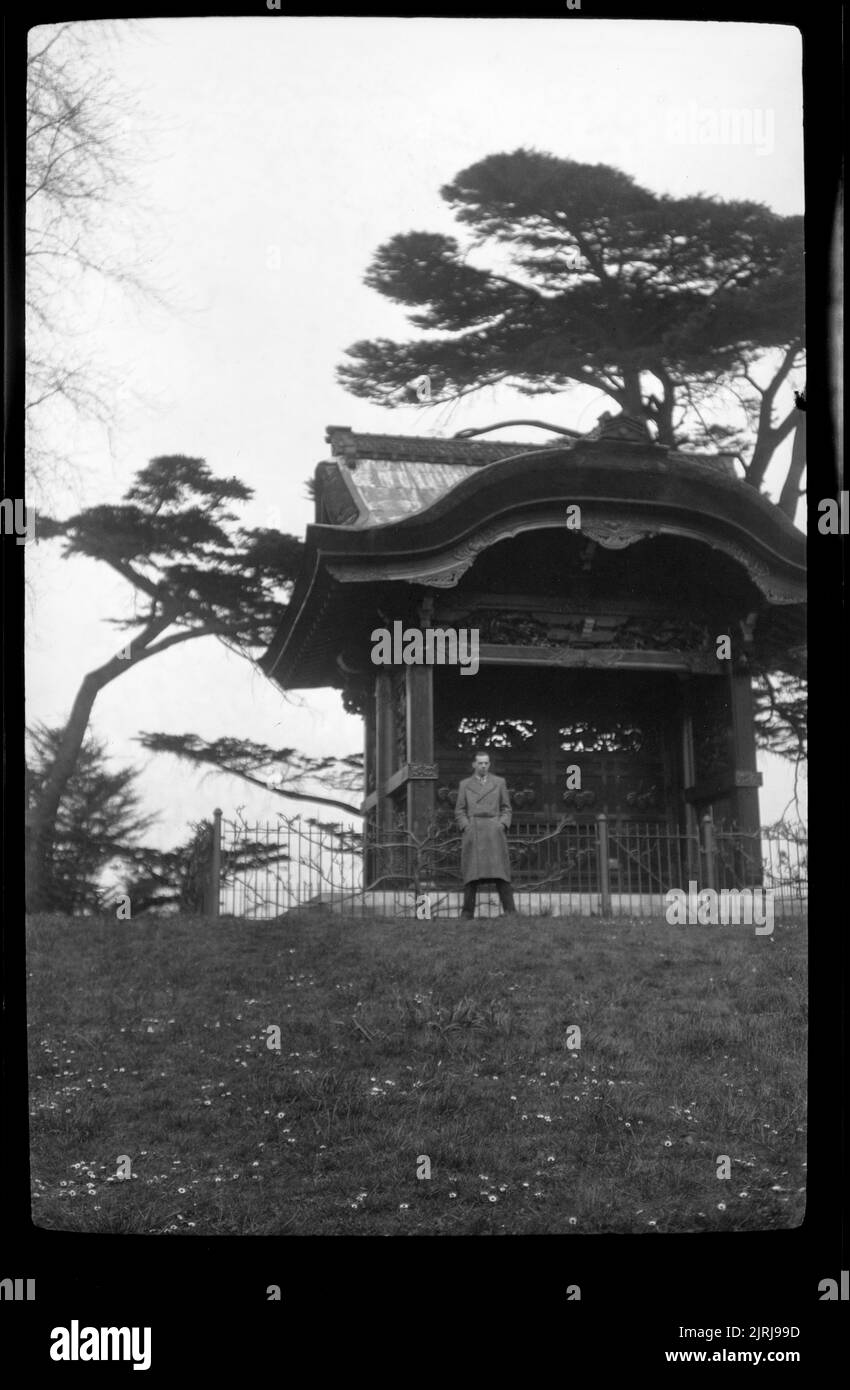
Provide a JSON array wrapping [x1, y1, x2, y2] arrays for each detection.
[[743, 343, 801, 491], [620, 369, 644, 420], [654, 400, 676, 446], [26, 616, 176, 910], [653, 366, 677, 446], [744, 433, 775, 491], [745, 406, 797, 494], [778, 411, 806, 518], [26, 665, 121, 910]]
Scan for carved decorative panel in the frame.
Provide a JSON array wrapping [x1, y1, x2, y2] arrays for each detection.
[[477, 613, 555, 647], [562, 788, 597, 809], [436, 714, 539, 751], [392, 671, 407, 771], [580, 518, 657, 549], [473, 609, 714, 654], [557, 720, 656, 754], [692, 685, 732, 785]]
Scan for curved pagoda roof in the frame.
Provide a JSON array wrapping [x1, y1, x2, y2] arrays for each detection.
[[261, 417, 806, 689]]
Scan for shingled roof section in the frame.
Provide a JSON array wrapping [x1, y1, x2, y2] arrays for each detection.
[[325, 425, 559, 468], [315, 423, 741, 527], [317, 426, 562, 526]]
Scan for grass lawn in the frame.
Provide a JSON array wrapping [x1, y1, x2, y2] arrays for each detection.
[[27, 909, 806, 1235]]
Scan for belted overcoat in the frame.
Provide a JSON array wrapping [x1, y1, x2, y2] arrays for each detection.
[[454, 775, 513, 883]]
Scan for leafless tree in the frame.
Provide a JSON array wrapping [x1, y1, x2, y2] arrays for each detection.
[[26, 21, 171, 507]]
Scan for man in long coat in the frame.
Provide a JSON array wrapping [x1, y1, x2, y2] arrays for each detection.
[[454, 752, 516, 918]]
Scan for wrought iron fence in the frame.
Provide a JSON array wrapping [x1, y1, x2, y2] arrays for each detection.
[[210, 809, 807, 920], [713, 822, 808, 909]]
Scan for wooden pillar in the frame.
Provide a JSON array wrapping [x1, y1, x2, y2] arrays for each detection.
[[680, 693, 701, 880], [207, 808, 222, 918], [728, 664, 761, 836], [679, 681, 699, 827], [405, 663, 435, 841], [362, 683, 376, 881], [701, 813, 717, 891], [375, 672, 394, 837], [597, 813, 612, 915], [363, 687, 375, 793]]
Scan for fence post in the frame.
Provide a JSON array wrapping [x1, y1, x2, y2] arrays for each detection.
[[701, 813, 716, 892], [208, 808, 222, 918], [597, 813, 611, 916]]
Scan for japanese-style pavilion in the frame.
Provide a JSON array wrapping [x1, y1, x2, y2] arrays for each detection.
[[260, 417, 805, 897]]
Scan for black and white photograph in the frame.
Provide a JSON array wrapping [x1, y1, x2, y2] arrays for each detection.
[[6, 2, 846, 1361]]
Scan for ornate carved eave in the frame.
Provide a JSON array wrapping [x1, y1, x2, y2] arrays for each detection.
[[325, 509, 805, 605], [262, 445, 805, 688]]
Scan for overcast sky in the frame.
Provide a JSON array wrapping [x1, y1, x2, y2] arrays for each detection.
[[25, 16, 806, 848]]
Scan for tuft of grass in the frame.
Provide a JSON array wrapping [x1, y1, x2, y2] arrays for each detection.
[[27, 910, 806, 1234]]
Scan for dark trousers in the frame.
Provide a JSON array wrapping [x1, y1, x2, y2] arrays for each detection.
[[462, 878, 516, 917]]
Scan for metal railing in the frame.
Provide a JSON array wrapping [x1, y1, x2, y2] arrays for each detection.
[[208, 808, 807, 920], [713, 821, 808, 910]]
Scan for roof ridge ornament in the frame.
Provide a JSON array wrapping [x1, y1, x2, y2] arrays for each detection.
[[453, 419, 581, 440], [325, 425, 358, 459], [586, 411, 656, 444]]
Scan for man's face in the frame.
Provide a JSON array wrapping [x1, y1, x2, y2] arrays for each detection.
[[473, 756, 490, 778]]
